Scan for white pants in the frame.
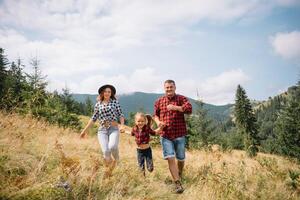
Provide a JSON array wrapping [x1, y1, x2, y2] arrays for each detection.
[[97, 126, 120, 161]]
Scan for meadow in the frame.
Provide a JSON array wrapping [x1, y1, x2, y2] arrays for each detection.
[[0, 112, 299, 200]]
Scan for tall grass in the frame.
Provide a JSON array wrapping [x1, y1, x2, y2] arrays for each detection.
[[0, 112, 299, 199]]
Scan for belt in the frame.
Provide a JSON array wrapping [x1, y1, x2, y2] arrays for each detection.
[[101, 120, 118, 129]]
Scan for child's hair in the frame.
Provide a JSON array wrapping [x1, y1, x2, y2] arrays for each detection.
[[134, 112, 153, 127]]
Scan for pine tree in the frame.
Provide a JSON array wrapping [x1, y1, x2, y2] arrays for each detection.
[[23, 56, 48, 115], [61, 86, 76, 113], [8, 59, 26, 101], [26, 56, 47, 91], [127, 111, 136, 127], [0, 47, 9, 107], [275, 81, 300, 160], [187, 100, 215, 148], [85, 97, 93, 116], [234, 85, 259, 157]]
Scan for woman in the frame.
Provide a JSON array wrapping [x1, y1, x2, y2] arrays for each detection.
[[80, 84, 125, 176]]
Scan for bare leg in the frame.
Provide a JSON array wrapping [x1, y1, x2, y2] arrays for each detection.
[[167, 158, 180, 181], [177, 160, 184, 178]]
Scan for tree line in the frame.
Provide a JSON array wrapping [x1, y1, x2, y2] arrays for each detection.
[[0, 48, 94, 130], [186, 82, 299, 160]]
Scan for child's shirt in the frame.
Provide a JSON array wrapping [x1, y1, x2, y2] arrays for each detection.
[[131, 125, 156, 145]]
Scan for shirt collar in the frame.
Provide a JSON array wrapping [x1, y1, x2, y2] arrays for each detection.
[[100, 98, 112, 104], [165, 93, 177, 100], [134, 125, 147, 131]]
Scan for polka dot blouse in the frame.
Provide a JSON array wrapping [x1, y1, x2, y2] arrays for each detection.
[[91, 99, 124, 126]]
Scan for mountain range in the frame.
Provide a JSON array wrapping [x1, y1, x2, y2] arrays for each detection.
[[72, 92, 233, 122]]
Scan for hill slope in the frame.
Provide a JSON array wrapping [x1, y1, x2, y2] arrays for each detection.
[[72, 92, 233, 121], [0, 112, 299, 199]]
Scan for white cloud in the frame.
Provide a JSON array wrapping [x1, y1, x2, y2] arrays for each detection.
[[270, 31, 300, 59], [67, 67, 165, 95], [1, 0, 298, 49], [0, 1, 295, 104], [0, 29, 113, 78], [199, 69, 251, 104], [177, 69, 251, 105]]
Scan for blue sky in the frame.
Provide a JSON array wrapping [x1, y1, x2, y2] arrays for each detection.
[[0, 0, 300, 105]]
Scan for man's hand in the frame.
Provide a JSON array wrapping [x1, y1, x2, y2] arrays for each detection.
[[167, 104, 184, 112], [167, 104, 179, 111]]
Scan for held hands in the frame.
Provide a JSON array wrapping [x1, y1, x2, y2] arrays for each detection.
[[158, 121, 165, 128], [119, 124, 125, 133], [158, 121, 166, 130], [154, 121, 165, 135]]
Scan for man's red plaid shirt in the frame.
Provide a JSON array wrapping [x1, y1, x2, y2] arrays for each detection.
[[154, 94, 192, 140]]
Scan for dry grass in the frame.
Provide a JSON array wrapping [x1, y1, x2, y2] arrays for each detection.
[[0, 112, 299, 200]]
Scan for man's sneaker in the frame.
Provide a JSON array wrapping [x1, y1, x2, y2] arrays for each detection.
[[174, 180, 184, 194]]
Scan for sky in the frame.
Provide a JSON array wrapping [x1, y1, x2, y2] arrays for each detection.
[[0, 0, 300, 105]]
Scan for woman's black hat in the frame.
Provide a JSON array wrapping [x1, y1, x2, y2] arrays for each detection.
[[98, 84, 116, 95]]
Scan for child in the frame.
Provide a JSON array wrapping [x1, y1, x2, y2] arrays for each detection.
[[131, 112, 161, 176]]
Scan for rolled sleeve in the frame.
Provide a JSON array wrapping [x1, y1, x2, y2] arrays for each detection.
[[115, 100, 124, 118], [154, 100, 160, 117], [181, 96, 192, 114]]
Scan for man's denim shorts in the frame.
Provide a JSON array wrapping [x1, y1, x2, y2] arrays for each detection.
[[160, 136, 186, 161]]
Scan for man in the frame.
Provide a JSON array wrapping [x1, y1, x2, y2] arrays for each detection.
[[154, 80, 192, 193]]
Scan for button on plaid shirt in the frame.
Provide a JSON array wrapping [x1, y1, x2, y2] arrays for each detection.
[[91, 99, 124, 127], [154, 94, 192, 140], [131, 125, 156, 145]]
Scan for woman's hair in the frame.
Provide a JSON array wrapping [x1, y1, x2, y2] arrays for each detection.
[[134, 112, 153, 127], [98, 87, 116, 101]]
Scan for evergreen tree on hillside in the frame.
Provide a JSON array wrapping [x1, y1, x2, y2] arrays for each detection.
[[2, 59, 27, 110], [23, 56, 48, 113], [255, 94, 287, 153], [9, 59, 26, 100], [0, 51, 82, 130], [187, 100, 215, 148], [0, 48, 9, 107], [60, 86, 82, 114], [85, 96, 93, 116], [127, 111, 136, 127], [61, 86, 74, 112], [275, 81, 300, 160], [234, 85, 259, 157], [26, 56, 47, 91]]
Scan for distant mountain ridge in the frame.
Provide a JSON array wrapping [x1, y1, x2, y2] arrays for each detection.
[[72, 92, 233, 122]]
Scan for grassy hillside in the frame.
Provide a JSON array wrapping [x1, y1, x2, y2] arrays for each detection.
[[72, 92, 233, 121], [0, 112, 299, 200]]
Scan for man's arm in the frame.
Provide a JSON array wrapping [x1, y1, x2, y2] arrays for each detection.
[[154, 99, 165, 127], [166, 96, 192, 114], [181, 96, 192, 114], [166, 104, 184, 112]]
